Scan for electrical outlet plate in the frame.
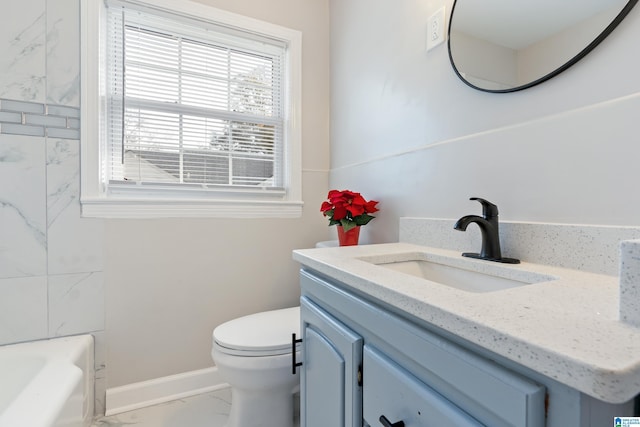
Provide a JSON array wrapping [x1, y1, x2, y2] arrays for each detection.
[[427, 6, 446, 51]]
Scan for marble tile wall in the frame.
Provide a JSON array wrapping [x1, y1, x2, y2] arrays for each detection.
[[0, 0, 106, 414]]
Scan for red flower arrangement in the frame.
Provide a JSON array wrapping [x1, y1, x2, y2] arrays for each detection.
[[320, 190, 379, 232]]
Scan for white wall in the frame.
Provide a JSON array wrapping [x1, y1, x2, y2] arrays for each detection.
[[105, 0, 331, 387], [330, 0, 640, 245]]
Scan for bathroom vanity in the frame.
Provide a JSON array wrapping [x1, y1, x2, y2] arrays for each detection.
[[293, 241, 640, 427]]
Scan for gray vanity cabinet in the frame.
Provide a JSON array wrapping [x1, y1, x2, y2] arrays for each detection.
[[299, 268, 547, 427]]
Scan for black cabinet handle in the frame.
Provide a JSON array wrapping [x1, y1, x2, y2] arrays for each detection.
[[379, 415, 405, 427], [291, 333, 302, 374]]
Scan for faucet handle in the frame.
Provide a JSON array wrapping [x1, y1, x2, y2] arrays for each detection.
[[470, 197, 499, 219]]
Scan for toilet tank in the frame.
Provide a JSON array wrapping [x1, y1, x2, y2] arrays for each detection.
[[315, 241, 338, 248]]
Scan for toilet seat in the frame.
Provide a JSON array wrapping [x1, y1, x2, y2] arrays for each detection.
[[213, 306, 300, 357]]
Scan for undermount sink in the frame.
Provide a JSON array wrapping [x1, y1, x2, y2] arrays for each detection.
[[369, 257, 554, 293]]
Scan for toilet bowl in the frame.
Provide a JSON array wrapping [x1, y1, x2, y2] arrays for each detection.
[[212, 306, 301, 427]]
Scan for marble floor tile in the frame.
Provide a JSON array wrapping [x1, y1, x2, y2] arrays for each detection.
[[91, 389, 231, 427], [91, 388, 301, 427]]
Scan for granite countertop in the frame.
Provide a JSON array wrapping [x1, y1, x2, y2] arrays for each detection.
[[293, 242, 640, 404]]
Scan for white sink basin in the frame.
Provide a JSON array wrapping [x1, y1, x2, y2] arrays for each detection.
[[369, 257, 554, 293]]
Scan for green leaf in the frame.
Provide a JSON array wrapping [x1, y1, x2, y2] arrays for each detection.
[[340, 219, 357, 232], [354, 214, 375, 226], [329, 219, 341, 226]]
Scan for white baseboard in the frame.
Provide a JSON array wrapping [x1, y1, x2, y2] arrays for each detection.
[[105, 367, 228, 416]]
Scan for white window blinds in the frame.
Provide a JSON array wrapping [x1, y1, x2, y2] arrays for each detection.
[[105, 1, 286, 195]]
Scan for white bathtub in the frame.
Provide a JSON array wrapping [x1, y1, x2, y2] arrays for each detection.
[[0, 335, 94, 427]]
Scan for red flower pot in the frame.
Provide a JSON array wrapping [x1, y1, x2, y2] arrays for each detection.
[[337, 225, 360, 246]]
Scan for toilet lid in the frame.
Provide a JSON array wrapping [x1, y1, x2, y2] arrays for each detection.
[[213, 306, 300, 355]]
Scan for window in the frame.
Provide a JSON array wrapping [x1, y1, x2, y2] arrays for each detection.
[[81, 0, 302, 218]]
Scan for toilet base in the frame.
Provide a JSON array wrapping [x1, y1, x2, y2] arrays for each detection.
[[211, 306, 301, 427], [225, 388, 296, 427]]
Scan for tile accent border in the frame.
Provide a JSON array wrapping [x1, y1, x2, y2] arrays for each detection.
[[0, 98, 80, 139]]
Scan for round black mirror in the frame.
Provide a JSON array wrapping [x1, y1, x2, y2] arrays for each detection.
[[447, 0, 638, 93]]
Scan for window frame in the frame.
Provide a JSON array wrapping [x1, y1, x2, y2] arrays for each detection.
[[80, 0, 302, 218]]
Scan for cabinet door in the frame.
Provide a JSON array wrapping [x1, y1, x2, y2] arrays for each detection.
[[301, 296, 363, 427]]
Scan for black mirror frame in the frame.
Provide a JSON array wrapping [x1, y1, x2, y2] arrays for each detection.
[[447, 0, 638, 93]]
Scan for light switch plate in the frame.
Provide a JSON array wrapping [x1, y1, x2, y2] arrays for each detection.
[[427, 6, 446, 51]]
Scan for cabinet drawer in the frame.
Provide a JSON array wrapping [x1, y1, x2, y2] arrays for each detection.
[[364, 345, 483, 427]]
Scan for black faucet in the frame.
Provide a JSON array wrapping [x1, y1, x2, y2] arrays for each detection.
[[454, 197, 519, 264]]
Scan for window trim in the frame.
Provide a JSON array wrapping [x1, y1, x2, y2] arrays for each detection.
[[80, 0, 302, 218]]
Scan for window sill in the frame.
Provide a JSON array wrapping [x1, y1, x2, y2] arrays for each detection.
[[80, 197, 304, 219]]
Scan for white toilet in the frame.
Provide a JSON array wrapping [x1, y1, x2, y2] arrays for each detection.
[[211, 306, 301, 427], [211, 241, 337, 426]]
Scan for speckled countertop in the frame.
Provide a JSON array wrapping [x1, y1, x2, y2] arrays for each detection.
[[293, 242, 640, 404]]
